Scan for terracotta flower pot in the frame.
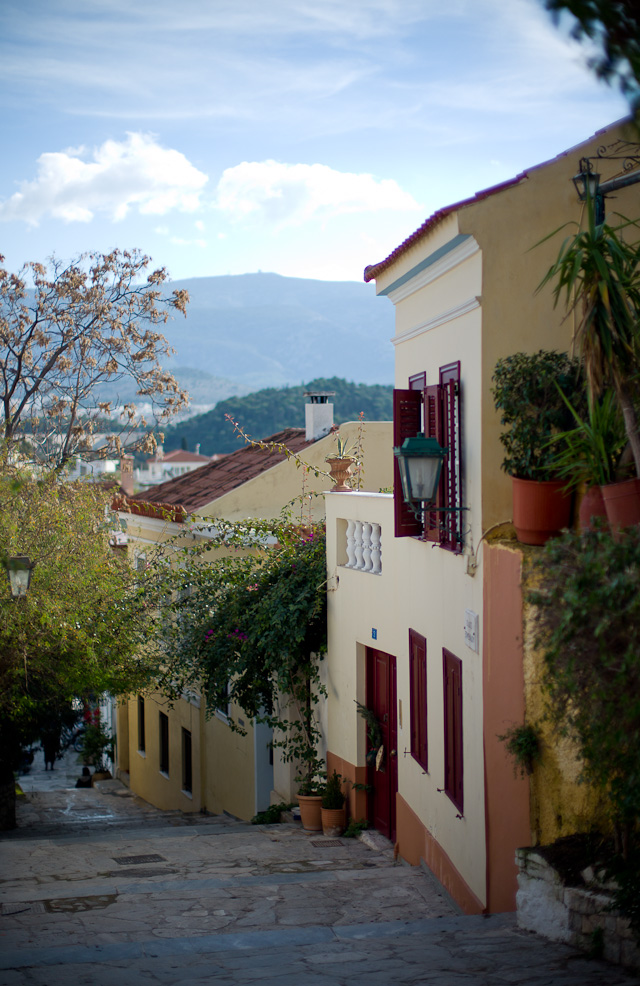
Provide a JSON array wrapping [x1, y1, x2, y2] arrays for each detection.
[[298, 794, 323, 832], [601, 478, 640, 530], [512, 478, 572, 546], [326, 457, 355, 492], [578, 485, 608, 531], [321, 806, 346, 837]]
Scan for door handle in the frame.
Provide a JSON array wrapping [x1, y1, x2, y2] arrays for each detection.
[[390, 749, 397, 758]]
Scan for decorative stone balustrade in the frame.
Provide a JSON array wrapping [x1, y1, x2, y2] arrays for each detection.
[[344, 520, 382, 574]]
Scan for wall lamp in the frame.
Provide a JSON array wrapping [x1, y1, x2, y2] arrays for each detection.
[[394, 434, 448, 520], [572, 157, 605, 224]]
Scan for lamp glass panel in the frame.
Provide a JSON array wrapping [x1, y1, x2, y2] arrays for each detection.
[[8, 568, 30, 598], [406, 456, 442, 503]]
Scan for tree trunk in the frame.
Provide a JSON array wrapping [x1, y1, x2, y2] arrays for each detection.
[[615, 379, 640, 479], [0, 762, 17, 831]]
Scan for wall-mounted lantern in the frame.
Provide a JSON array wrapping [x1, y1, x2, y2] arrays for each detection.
[[394, 434, 448, 519]]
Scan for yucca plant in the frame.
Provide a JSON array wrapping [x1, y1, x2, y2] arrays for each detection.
[[548, 388, 627, 490], [538, 204, 640, 478]]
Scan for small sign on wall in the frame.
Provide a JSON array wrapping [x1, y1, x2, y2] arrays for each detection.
[[371, 628, 378, 640], [464, 609, 479, 653]]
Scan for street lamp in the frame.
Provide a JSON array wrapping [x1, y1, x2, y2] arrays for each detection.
[[394, 433, 448, 520], [4, 555, 35, 599], [572, 157, 604, 224]]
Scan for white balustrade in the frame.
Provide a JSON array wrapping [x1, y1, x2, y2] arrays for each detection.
[[342, 519, 382, 574]]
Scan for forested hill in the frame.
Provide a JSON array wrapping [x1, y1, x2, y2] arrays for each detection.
[[163, 378, 393, 455]]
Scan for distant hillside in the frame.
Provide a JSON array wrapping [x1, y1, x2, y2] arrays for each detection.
[[160, 272, 394, 390], [163, 377, 393, 455]]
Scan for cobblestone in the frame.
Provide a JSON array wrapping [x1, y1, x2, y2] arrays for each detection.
[[1, 751, 637, 984]]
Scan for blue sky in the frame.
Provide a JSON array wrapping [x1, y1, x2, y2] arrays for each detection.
[[0, 0, 629, 283]]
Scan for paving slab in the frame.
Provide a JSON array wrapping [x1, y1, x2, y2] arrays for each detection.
[[0, 770, 637, 985]]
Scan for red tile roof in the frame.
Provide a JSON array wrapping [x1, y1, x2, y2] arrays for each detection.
[[159, 449, 210, 463], [363, 175, 525, 283], [123, 428, 315, 516]]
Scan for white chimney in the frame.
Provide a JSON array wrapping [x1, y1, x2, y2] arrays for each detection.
[[304, 391, 334, 442], [120, 454, 134, 496], [195, 443, 201, 456]]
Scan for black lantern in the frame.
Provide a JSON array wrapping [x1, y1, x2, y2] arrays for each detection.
[[394, 434, 447, 516], [572, 158, 604, 223], [5, 555, 34, 599]]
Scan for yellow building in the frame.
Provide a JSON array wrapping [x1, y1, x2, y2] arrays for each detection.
[[115, 398, 393, 820], [324, 119, 640, 912]]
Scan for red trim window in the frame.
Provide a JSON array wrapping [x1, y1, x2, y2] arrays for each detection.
[[393, 362, 462, 551], [443, 649, 463, 813], [409, 629, 427, 771]]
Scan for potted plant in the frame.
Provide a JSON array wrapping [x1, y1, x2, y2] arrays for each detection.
[[547, 389, 627, 530], [80, 720, 114, 783], [492, 350, 585, 544], [325, 434, 359, 492], [540, 206, 640, 529], [295, 755, 327, 832], [321, 770, 346, 836]]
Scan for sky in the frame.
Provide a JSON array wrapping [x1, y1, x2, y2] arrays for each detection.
[[0, 0, 629, 285]]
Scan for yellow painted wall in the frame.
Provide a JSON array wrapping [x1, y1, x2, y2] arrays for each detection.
[[127, 690, 204, 814], [518, 544, 609, 844], [199, 421, 393, 523]]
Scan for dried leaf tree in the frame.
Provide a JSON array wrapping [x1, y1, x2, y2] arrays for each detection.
[[0, 249, 189, 466]]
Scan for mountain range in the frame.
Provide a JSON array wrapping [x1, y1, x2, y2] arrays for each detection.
[[160, 271, 395, 397]]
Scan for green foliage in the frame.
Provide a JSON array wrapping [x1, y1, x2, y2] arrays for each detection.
[[160, 522, 328, 791], [80, 721, 114, 772], [543, 1, 640, 99], [491, 351, 585, 480], [0, 463, 161, 786], [163, 377, 393, 455], [251, 801, 295, 825], [322, 771, 346, 809], [355, 700, 383, 750], [547, 389, 627, 489], [587, 925, 605, 960], [498, 723, 542, 777], [528, 524, 640, 835], [343, 818, 369, 838], [538, 209, 640, 477]]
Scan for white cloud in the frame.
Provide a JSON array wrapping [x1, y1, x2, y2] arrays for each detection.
[[0, 133, 208, 225], [215, 160, 420, 227]]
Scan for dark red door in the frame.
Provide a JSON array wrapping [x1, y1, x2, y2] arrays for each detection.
[[366, 648, 398, 841]]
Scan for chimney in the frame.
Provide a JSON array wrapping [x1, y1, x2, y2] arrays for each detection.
[[120, 454, 134, 497], [304, 391, 334, 442], [195, 443, 201, 456]]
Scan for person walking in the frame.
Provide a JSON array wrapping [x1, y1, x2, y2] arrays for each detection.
[[41, 728, 61, 770]]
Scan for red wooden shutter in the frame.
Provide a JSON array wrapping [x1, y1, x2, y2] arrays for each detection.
[[423, 383, 443, 541], [393, 388, 422, 537], [439, 362, 461, 551], [409, 629, 427, 770], [443, 649, 463, 813]]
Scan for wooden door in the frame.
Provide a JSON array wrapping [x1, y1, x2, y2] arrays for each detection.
[[366, 648, 398, 841]]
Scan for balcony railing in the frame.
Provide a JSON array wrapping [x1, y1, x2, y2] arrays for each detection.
[[344, 519, 382, 574]]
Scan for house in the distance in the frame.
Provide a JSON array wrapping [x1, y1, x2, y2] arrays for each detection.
[[134, 445, 215, 489], [323, 118, 640, 914], [114, 396, 393, 820]]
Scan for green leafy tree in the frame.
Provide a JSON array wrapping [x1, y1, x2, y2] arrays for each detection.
[[0, 250, 189, 467], [543, 0, 640, 101], [160, 522, 328, 792], [0, 464, 161, 827]]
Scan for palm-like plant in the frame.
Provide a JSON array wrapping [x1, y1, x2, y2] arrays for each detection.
[[539, 205, 640, 477]]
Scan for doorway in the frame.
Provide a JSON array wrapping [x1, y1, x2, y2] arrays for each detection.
[[366, 647, 398, 841]]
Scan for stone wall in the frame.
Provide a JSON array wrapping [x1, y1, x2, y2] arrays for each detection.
[[516, 848, 640, 972]]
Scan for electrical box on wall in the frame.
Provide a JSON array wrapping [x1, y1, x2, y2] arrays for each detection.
[[464, 609, 479, 653]]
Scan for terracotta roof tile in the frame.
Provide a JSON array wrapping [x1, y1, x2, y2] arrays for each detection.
[[363, 175, 525, 283], [129, 428, 314, 515]]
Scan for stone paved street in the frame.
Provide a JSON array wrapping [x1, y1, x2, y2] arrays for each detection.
[[0, 750, 637, 985]]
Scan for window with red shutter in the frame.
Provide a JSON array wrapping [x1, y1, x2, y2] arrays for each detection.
[[409, 629, 428, 770], [392, 362, 462, 550], [443, 649, 463, 813]]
